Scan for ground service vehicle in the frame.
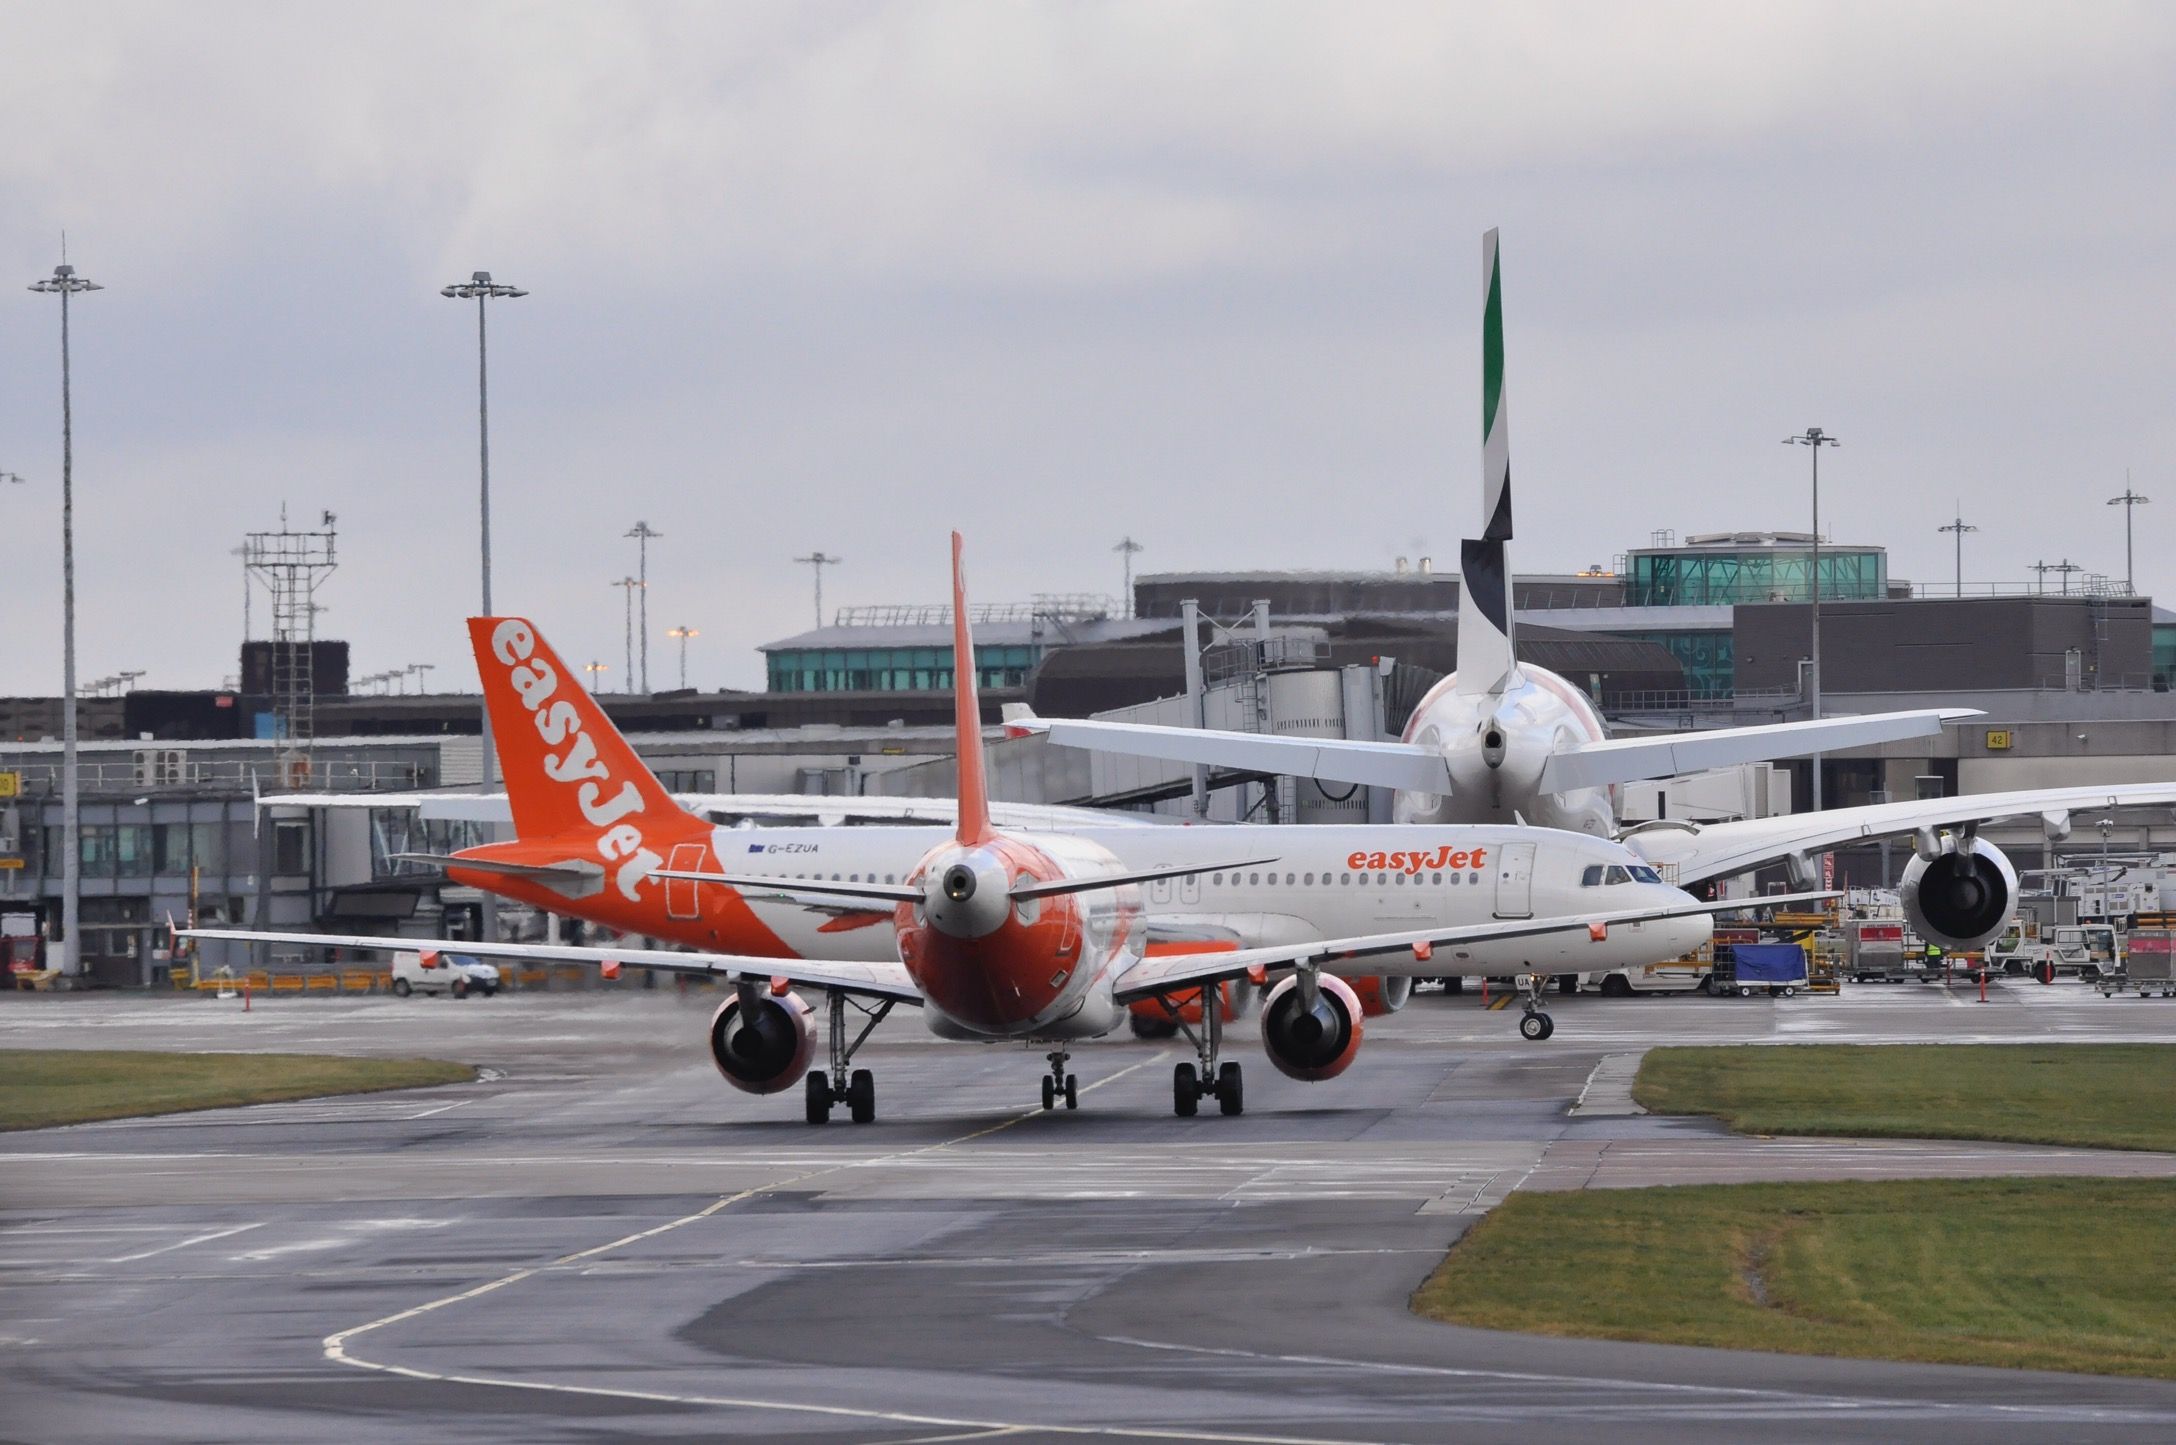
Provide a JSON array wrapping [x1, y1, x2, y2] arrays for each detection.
[[390, 951, 499, 997]]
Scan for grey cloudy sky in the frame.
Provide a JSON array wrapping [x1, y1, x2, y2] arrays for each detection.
[[3, 1, 2173, 698]]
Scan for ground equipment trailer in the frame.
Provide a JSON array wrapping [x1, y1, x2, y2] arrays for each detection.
[[2100, 930, 2176, 998], [1843, 919, 1911, 983], [1714, 942, 1807, 998], [1986, 923, 2121, 985]]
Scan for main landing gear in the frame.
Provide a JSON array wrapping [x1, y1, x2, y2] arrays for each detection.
[[1041, 1049, 1079, 1111], [805, 991, 893, 1125], [1161, 983, 1244, 1117], [1516, 973, 1556, 1042]]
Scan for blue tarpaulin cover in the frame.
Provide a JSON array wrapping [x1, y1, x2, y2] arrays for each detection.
[[1731, 943, 1807, 983]]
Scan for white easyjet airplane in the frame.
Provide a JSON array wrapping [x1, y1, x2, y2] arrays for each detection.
[[185, 535, 1827, 1123], [1009, 232, 2176, 961]]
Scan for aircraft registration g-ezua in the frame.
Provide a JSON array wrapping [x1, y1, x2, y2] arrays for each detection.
[[184, 535, 1825, 1125], [1005, 230, 2176, 960]]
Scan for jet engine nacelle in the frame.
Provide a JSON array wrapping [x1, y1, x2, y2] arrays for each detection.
[[707, 990, 816, 1095], [1345, 974, 1413, 1017], [1260, 972, 1364, 1082], [1899, 835, 2019, 953]]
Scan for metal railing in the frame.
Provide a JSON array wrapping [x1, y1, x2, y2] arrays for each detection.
[[831, 594, 1120, 628], [0, 756, 434, 796]]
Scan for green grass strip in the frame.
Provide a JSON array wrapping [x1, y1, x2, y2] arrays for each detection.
[[1635, 1043, 2176, 1153], [1416, 1177, 2176, 1379], [0, 1049, 473, 1130]]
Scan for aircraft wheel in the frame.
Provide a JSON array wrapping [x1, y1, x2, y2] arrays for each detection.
[[804, 1071, 833, 1126], [847, 1069, 876, 1124], [1216, 1062, 1243, 1117], [1173, 1063, 1199, 1117], [1041, 1075, 1056, 1111], [1519, 1012, 1549, 1041], [392, 979, 411, 998], [1064, 1075, 1078, 1110]]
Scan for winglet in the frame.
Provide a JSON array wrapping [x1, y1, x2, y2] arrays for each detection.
[[951, 532, 995, 845]]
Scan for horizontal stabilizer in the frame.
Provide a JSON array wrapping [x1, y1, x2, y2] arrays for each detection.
[[649, 870, 921, 903], [393, 852, 604, 897], [1537, 709, 1980, 795], [1008, 856, 1282, 901], [1029, 717, 1454, 795]]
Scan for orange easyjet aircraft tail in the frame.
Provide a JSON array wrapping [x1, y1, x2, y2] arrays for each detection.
[[469, 615, 689, 842], [949, 532, 994, 847]]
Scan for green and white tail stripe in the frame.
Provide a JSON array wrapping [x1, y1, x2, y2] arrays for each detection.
[[1457, 228, 1519, 696]]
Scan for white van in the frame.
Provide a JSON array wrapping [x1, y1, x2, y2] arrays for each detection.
[[391, 950, 500, 998], [1580, 958, 1713, 996]]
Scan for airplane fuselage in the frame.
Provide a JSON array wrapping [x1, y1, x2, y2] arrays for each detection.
[[1391, 666, 1619, 837]]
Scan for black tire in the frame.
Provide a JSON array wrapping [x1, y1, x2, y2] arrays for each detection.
[[848, 1068, 875, 1124], [1216, 1062, 1243, 1117], [392, 978, 411, 998], [1519, 1012, 1548, 1041], [804, 1071, 832, 1126], [1556, 974, 1579, 995], [481, 985, 498, 997], [1041, 1075, 1056, 1112], [1444, 977, 1464, 994], [1737, 985, 1752, 998], [1129, 1012, 1179, 1040], [1601, 975, 1634, 999], [1538, 1013, 1555, 1040], [1064, 1075, 1078, 1111], [1173, 1063, 1199, 1117], [452, 978, 469, 999]]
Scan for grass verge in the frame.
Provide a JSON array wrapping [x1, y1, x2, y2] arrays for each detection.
[[0, 1049, 473, 1130], [1634, 1043, 2176, 1153], [1415, 1177, 2176, 1379]]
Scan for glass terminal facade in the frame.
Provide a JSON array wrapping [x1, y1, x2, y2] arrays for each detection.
[[1626, 544, 1886, 606], [765, 644, 1040, 694]]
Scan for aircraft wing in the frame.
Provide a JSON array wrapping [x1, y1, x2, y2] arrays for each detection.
[[1626, 783, 2176, 885], [1017, 717, 1456, 794], [263, 790, 1165, 830], [178, 927, 924, 1005], [1110, 891, 1837, 1001], [1536, 709, 1981, 794]]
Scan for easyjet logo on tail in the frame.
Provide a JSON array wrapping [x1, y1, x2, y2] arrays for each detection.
[[1347, 845, 1488, 876], [490, 619, 662, 902]]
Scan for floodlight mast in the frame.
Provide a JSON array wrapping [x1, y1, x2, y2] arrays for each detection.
[[2108, 482, 2150, 595], [28, 262, 102, 976], [1784, 426, 1840, 811], [1937, 504, 1977, 598], [667, 626, 700, 689], [441, 270, 525, 946]]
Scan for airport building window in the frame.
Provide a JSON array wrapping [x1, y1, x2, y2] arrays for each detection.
[[273, 819, 312, 876], [115, 825, 153, 877], [765, 643, 1041, 693], [1626, 546, 1885, 607]]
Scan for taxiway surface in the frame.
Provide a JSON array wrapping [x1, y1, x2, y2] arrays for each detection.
[[4, 981, 2174, 1443]]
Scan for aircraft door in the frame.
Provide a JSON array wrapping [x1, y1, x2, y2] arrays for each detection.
[[665, 841, 706, 921], [1494, 842, 1535, 920]]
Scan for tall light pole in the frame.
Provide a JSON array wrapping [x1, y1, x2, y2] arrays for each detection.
[[612, 576, 641, 693], [2108, 481, 2150, 595], [795, 551, 842, 629], [1784, 426, 1840, 811], [29, 262, 101, 976], [442, 270, 525, 946], [624, 521, 661, 692], [1937, 503, 1976, 598], [667, 626, 699, 690], [1113, 535, 1145, 617]]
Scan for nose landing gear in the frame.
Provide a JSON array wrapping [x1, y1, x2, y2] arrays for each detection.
[[1041, 1049, 1079, 1111], [1517, 973, 1555, 1041]]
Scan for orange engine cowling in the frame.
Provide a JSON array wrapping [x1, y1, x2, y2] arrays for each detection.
[[707, 991, 815, 1095], [1345, 974, 1413, 1017], [1259, 972, 1364, 1082]]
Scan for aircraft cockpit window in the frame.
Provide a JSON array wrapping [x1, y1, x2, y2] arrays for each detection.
[[1603, 865, 1634, 885], [1581, 865, 1604, 887], [1629, 865, 1664, 884]]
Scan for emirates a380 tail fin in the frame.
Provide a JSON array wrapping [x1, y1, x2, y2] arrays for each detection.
[[468, 616, 691, 842]]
